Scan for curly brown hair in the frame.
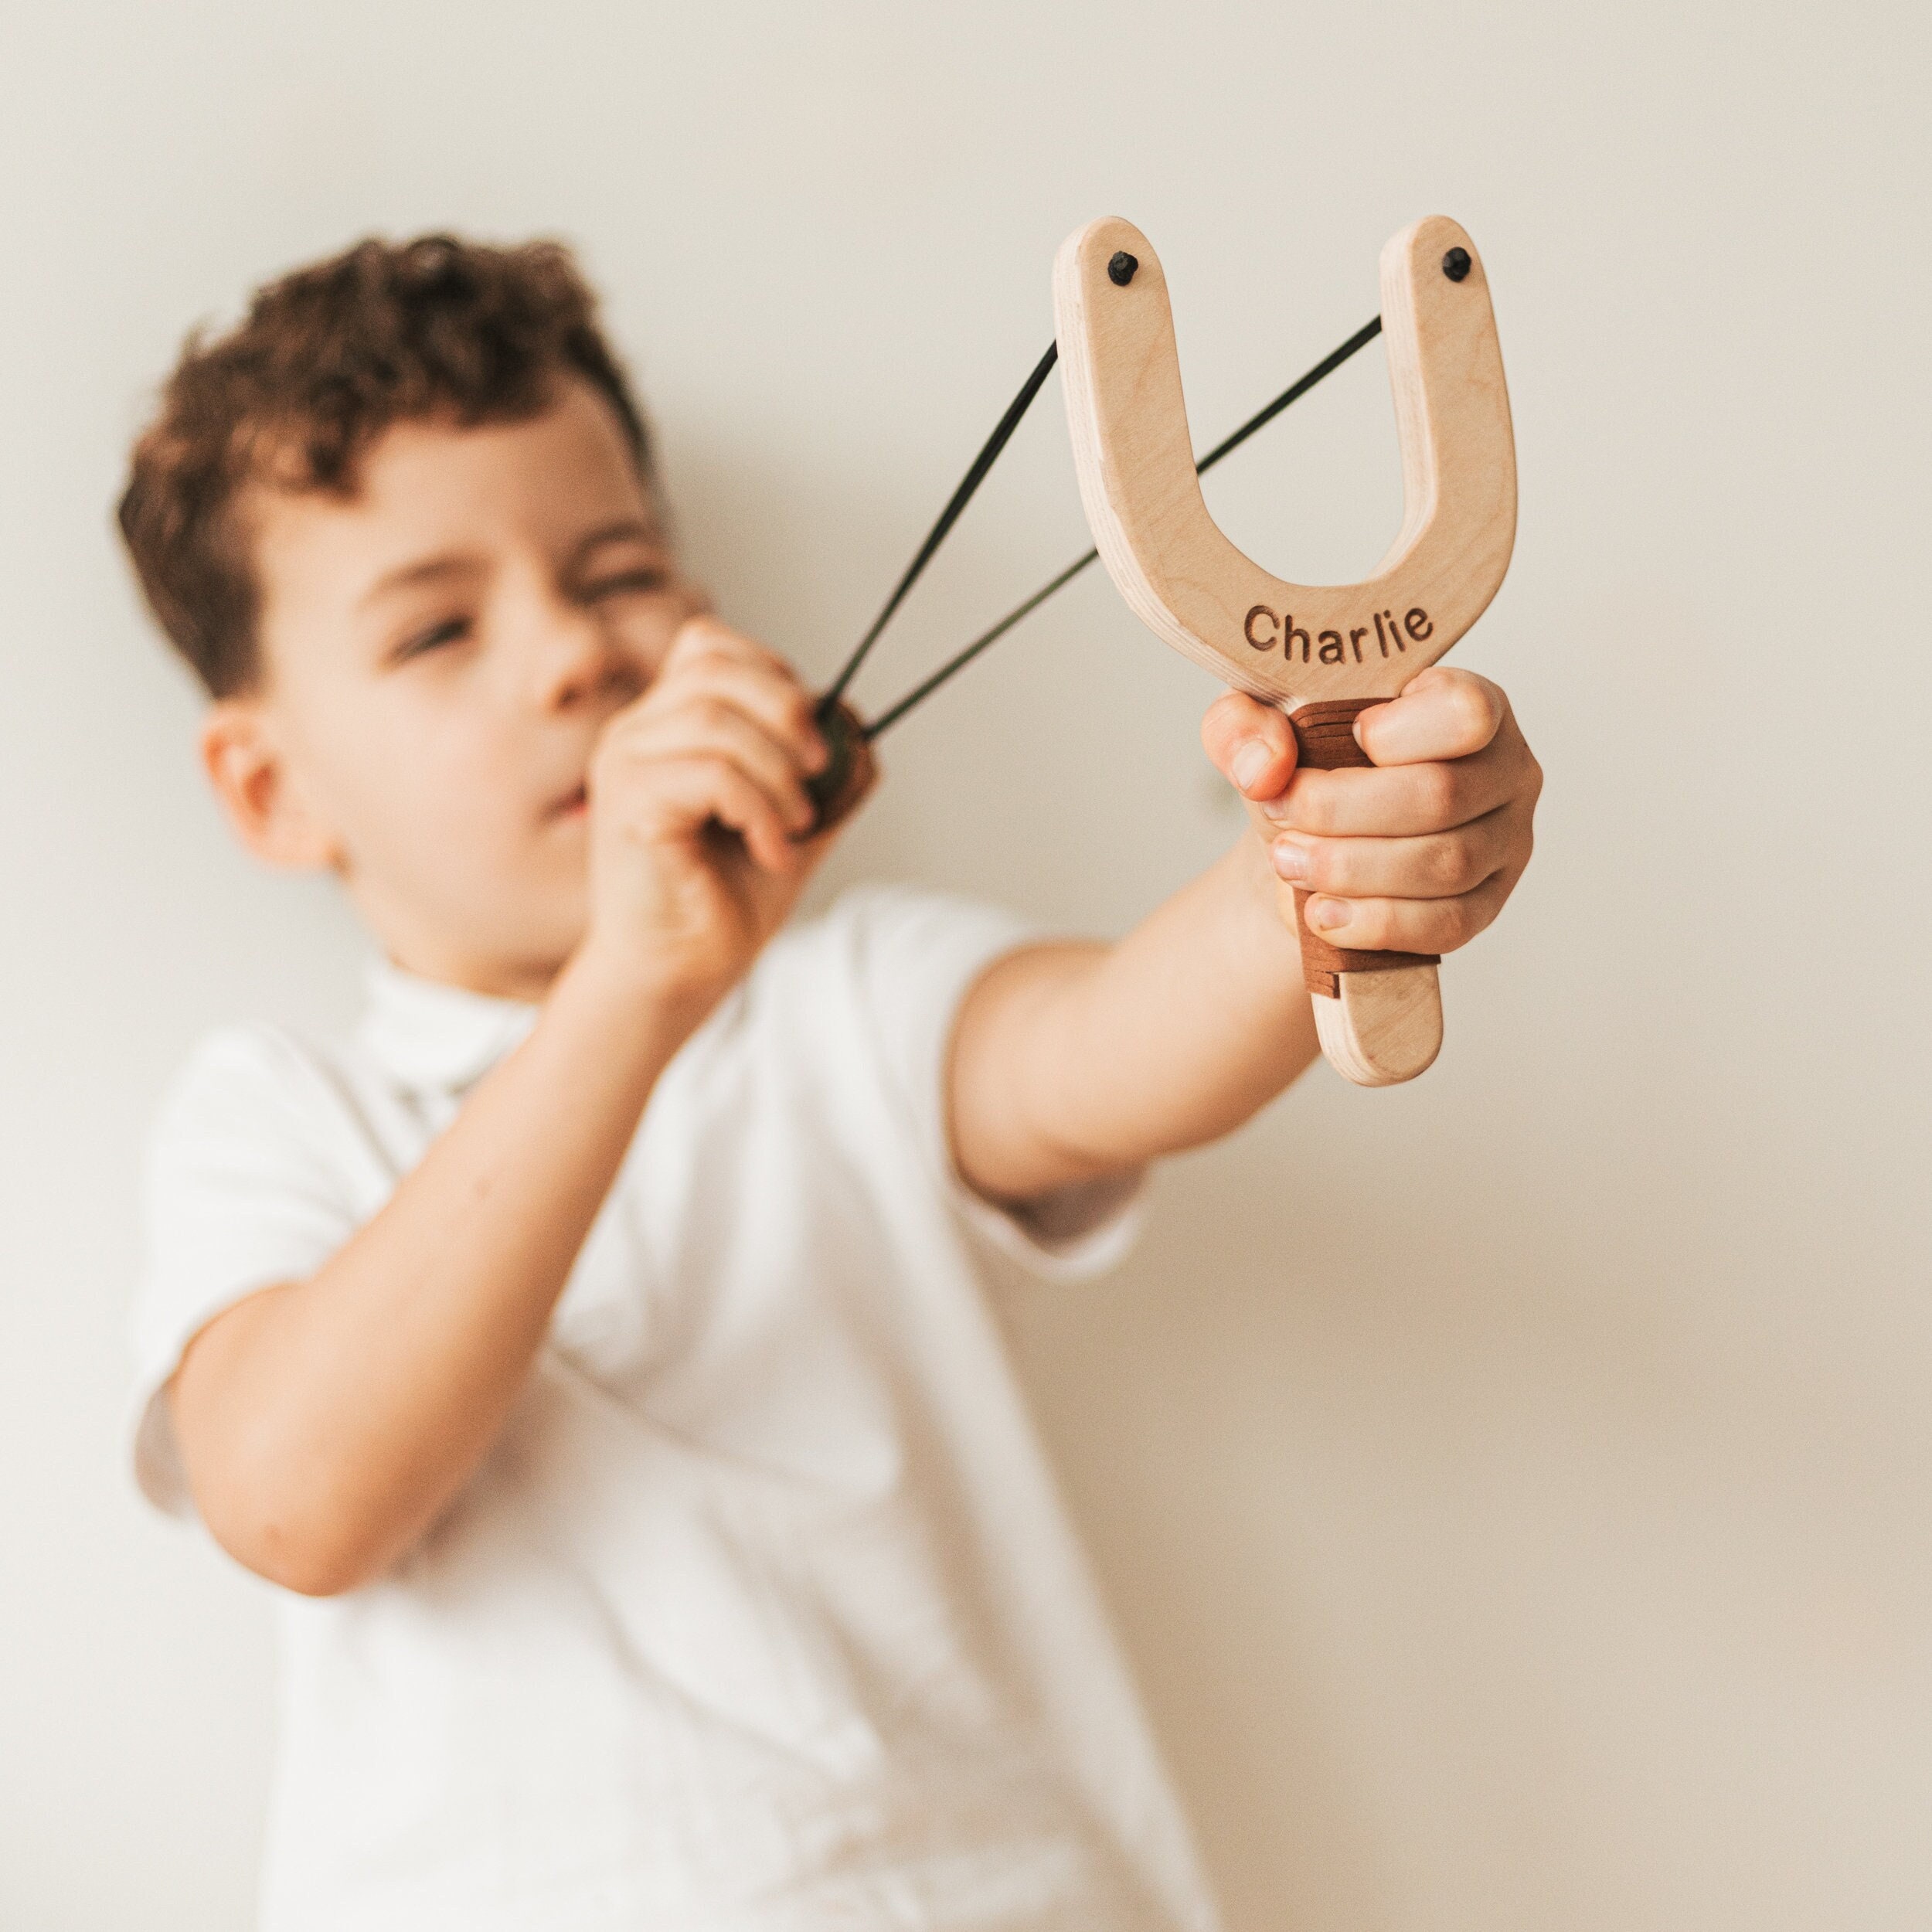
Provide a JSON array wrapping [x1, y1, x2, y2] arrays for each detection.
[[117, 233, 653, 698]]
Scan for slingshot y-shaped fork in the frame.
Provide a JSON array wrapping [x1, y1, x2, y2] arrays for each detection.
[[1053, 215, 1517, 1087]]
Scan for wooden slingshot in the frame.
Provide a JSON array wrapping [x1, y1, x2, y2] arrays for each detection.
[[804, 213, 1514, 1087], [1053, 216, 1516, 1087]]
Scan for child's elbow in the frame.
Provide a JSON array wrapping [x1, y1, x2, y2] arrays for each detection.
[[252, 1536, 379, 1600], [198, 1479, 391, 1598], [170, 1375, 398, 1597]]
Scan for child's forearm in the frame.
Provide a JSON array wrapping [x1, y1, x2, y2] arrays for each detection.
[[954, 672, 1542, 1204], [170, 947, 704, 1597], [952, 834, 1317, 1202]]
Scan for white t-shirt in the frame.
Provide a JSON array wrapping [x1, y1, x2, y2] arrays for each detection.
[[129, 886, 1222, 1932]]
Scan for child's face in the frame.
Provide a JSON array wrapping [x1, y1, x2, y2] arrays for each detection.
[[208, 378, 708, 996]]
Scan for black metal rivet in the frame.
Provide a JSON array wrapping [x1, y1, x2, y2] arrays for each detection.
[[1107, 250, 1138, 287], [1442, 246, 1472, 283]]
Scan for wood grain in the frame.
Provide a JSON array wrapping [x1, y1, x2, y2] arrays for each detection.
[[1321, 967, 1444, 1087]]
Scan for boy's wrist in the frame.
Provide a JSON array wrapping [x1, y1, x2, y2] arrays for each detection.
[[550, 936, 723, 1070]]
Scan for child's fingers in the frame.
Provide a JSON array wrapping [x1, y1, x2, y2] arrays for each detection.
[[1301, 869, 1514, 956], [658, 621, 828, 772], [1267, 736, 1524, 838], [1353, 666, 1508, 766], [663, 614, 793, 681], [657, 659, 828, 777], [1269, 801, 1522, 900], [1201, 691, 1298, 800], [619, 752, 804, 874], [620, 698, 818, 835]]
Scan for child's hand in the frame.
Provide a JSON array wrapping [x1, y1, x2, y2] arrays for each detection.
[[577, 617, 837, 1009], [1202, 665, 1542, 956]]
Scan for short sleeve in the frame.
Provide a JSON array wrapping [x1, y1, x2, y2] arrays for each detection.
[[128, 1025, 362, 1518], [837, 886, 1145, 1282]]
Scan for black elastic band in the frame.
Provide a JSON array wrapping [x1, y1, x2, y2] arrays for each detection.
[[862, 549, 1099, 740], [862, 315, 1384, 742], [820, 339, 1060, 709], [1189, 315, 1383, 474]]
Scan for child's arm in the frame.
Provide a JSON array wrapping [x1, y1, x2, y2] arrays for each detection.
[[949, 666, 1542, 1202], [168, 623, 832, 1597]]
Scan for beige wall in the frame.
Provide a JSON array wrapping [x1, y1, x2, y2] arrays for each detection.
[[2, 2, 1927, 1925]]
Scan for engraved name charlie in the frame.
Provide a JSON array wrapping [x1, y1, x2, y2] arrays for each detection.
[[1242, 604, 1434, 665]]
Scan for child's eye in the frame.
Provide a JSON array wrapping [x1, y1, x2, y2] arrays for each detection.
[[583, 569, 668, 601], [394, 616, 471, 662]]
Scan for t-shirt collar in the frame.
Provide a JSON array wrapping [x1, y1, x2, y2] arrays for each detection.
[[355, 957, 541, 1094]]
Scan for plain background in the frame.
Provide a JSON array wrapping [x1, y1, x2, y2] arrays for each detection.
[[2, 2, 1927, 1926]]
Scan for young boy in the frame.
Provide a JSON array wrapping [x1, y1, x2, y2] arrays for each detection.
[[121, 235, 1540, 1930]]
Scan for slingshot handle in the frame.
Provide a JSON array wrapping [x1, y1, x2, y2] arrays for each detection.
[[1252, 698, 1444, 1087]]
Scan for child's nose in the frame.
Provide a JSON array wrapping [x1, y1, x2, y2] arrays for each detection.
[[529, 611, 641, 714]]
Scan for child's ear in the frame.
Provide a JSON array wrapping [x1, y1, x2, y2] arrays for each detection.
[[199, 700, 342, 872]]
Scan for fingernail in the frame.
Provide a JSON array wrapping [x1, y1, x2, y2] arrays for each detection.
[[1306, 896, 1348, 931], [1231, 740, 1270, 791], [1270, 838, 1308, 883]]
